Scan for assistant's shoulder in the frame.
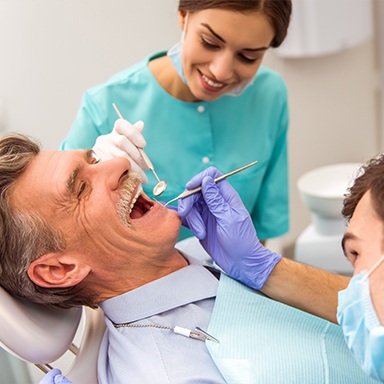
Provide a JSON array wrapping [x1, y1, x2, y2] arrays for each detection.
[[84, 51, 165, 98], [253, 65, 287, 95], [255, 65, 286, 84]]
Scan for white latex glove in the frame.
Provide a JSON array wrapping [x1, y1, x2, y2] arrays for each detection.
[[92, 119, 149, 183]]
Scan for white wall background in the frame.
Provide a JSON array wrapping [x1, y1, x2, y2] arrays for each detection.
[[265, 39, 379, 256], [265, 0, 381, 256], [0, 0, 382, 382], [0, 0, 180, 149]]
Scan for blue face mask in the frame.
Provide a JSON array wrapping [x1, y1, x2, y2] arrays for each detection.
[[167, 13, 254, 97], [167, 13, 188, 84], [337, 256, 384, 382], [167, 40, 187, 84]]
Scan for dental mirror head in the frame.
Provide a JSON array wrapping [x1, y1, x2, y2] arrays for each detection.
[[153, 180, 167, 197], [151, 167, 167, 196]]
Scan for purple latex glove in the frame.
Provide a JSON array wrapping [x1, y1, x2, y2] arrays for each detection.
[[38, 369, 73, 384], [177, 167, 282, 290]]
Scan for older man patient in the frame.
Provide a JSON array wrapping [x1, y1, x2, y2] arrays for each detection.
[[0, 133, 377, 384]]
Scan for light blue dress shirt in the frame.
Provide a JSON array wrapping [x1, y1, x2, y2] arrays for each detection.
[[98, 256, 225, 383], [62, 51, 289, 241]]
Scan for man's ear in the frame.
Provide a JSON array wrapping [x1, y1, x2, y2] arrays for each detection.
[[27, 252, 91, 289], [178, 10, 187, 30]]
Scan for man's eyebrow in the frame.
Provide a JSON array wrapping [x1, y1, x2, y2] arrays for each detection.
[[85, 149, 95, 162], [67, 166, 80, 195], [201, 23, 268, 51], [66, 150, 93, 194]]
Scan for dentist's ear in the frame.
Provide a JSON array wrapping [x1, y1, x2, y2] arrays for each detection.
[[27, 252, 91, 288]]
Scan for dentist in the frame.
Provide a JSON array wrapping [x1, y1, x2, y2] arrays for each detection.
[[178, 158, 384, 382]]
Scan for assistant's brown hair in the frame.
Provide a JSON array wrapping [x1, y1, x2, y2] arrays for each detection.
[[178, 0, 292, 47]]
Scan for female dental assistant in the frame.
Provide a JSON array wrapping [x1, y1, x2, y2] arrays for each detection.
[[61, 0, 292, 241]]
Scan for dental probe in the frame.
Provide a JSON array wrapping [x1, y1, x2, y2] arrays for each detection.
[[164, 160, 258, 206], [112, 103, 167, 197]]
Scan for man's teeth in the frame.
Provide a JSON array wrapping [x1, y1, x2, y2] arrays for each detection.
[[128, 186, 143, 215], [202, 74, 223, 88]]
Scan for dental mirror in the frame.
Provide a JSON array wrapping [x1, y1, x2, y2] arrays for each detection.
[[153, 179, 167, 197], [112, 103, 167, 197]]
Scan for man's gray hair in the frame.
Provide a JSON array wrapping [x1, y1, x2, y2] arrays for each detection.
[[0, 133, 97, 308]]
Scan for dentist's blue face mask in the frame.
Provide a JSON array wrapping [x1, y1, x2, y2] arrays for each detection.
[[167, 13, 254, 97], [337, 256, 384, 382]]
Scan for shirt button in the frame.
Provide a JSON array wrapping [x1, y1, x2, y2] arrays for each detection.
[[197, 105, 205, 113], [202, 156, 210, 164]]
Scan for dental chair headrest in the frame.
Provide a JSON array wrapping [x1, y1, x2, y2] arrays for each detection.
[[0, 286, 82, 364]]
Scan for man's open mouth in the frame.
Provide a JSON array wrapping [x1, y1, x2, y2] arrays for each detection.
[[117, 171, 154, 227], [129, 188, 154, 220]]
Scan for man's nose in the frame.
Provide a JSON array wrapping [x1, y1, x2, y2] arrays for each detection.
[[209, 52, 235, 82], [96, 157, 132, 190]]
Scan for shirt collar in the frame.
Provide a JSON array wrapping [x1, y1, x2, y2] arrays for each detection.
[[100, 256, 218, 324]]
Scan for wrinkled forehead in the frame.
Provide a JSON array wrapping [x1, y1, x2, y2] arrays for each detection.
[[10, 149, 86, 211]]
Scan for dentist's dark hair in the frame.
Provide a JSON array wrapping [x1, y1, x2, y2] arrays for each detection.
[[342, 154, 384, 223], [0, 133, 97, 309], [178, 0, 292, 47]]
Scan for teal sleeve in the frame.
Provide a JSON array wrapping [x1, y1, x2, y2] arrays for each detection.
[[60, 92, 111, 150], [251, 84, 289, 240]]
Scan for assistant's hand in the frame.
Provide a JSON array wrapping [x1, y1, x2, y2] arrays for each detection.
[[177, 167, 282, 290], [92, 119, 149, 183]]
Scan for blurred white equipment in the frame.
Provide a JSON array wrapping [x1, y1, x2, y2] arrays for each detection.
[[276, 0, 373, 58], [295, 163, 361, 275], [0, 286, 105, 383]]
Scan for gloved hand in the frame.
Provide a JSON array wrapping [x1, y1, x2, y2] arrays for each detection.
[[38, 368, 73, 384], [177, 167, 282, 290], [92, 119, 149, 183]]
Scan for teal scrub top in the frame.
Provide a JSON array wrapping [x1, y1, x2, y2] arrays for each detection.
[[62, 51, 289, 241]]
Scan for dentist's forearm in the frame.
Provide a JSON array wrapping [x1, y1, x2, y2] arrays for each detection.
[[260, 257, 350, 323]]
